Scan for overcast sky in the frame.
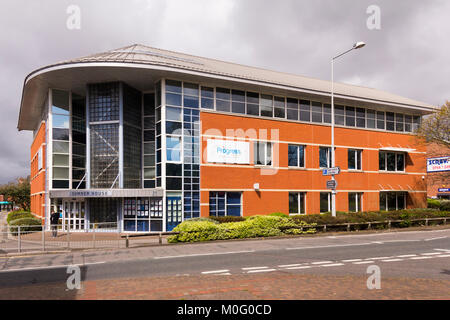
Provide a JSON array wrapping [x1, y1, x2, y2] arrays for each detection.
[[0, 0, 449, 184]]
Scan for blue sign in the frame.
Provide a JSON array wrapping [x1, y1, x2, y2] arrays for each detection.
[[438, 188, 450, 193]]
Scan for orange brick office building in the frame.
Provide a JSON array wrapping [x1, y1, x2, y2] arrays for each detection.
[[17, 44, 435, 232]]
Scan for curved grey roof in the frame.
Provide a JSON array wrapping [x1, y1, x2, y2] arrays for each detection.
[[18, 44, 436, 131]]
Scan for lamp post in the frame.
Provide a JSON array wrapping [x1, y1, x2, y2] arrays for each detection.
[[330, 42, 365, 217]]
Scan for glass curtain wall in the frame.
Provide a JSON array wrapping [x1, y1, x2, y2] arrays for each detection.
[[88, 83, 120, 188], [51, 89, 70, 189], [163, 79, 200, 221], [72, 93, 86, 189], [123, 84, 142, 188], [143, 93, 156, 188]]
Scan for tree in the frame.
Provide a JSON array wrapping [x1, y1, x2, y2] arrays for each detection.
[[0, 176, 30, 211], [416, 101, 450, 148]]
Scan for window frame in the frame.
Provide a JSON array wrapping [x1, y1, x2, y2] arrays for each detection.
[[348, 149, 362, 171], [288, 144, 305, 168], [348, 192, 363, 212], [319, 147, 332, 169], [379, 151, 406, 172], [209, 191, 242, 217], [289, 192, 306, 215], [254, 141, 273, 166]]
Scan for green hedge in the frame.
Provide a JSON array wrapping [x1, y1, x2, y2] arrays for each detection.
[[208, 216, 246, 223], [440, 201, 450, 211], [9, 217, 42, 235], [168, 215, 316, 243], [427, 199, 450, 211], [290, 209, 450, 226], [7, 210, 33, 224]]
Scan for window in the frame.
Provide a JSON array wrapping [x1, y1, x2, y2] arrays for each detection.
[[412, 116, 421, 132], [348, 193, 362, 212], [52, 89, 70, 189], [289, 192, 306, 215], [201, 87, 214, 109], [386, 112, 395, 131], [320, 192, 332, 213], [209, 192, 242, 217], [246, 92, 259, 116], [183, 83, 199, 109], [376, 111, 385, 130], [254, 142, 272, 166], [311, 101, 322, 123], [274, 97, 285, 118], [216, 88, 231, 112], [348, 149, 362, 170], [345, 107, 355, 127], [166, 136, 181, 162], [288, 145, 305, 167], [404, 115, 412, 132], [260, 94, 273, 117], [319, 147, 332, 168], [356, 108, 365, 128], [299, 100, 311, 122], [335, 105, 345, 125], [380, 192, 406, 211], [395, 113, 404, 132], [366, 109, 376, 128], [287, 98, 299, 120], [323, 104, 332, 124], [232, 90, 245, 114], [379, 151, 405, 172]]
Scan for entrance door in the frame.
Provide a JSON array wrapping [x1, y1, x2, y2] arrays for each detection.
[[63, 200, 86, 231], [166, 196, 182, 231]]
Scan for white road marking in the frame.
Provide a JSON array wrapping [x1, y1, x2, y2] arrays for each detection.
[[353, 261, 375, 264], [285, 266, 313, 270], [381, 259, 403, 262], [437, 254, 450, 258], [420, 252, 442, 256], [396, 254, 417, 258], [153, 250, 255, 259], [286, 242, 374, 250], [242, 266, 269, 270], [341, 259, 362, 262], [321, 263, 345, 267], [278, 264, 303, 268], [364, 257, 392, 260], [410, 256, 433, 260], [201, 269, 230, 274], [246, 268, 277, 273], [434, 249, 450, 252], [379, 240, 421, 243], [311, 261, 334, 265], [424, 236, 447, 241]]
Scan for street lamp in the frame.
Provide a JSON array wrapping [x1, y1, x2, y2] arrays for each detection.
[[330, 42, 365, 217]]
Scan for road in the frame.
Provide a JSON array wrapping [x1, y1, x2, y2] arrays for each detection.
[[0, 227, 449, 299]]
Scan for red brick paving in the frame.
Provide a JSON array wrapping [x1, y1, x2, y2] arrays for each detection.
[[1, 272, 449, 300]]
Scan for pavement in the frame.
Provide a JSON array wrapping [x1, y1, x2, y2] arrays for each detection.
[[0, 227, 449, 299]]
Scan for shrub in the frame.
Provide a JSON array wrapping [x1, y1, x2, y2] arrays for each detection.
[[7, 210, 33, 224], [208, 216, 246, 223], [168, 215, 316, 243], [269, 212, 290, 218], [440, 201, 450, 211], [9, 217, 42, 235], [427, 198, 441, 209], [185, 217, 219, 224], [290, 209, 450, 226]]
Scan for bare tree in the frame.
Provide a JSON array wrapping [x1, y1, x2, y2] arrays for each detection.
[[416, 101, 450, 148]]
